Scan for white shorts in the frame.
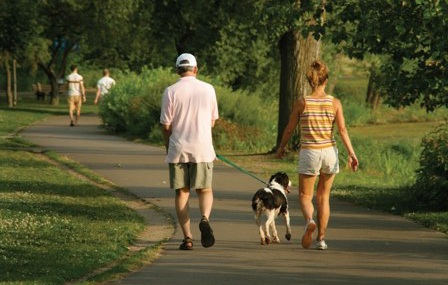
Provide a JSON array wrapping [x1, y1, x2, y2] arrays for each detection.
[[298, 146, 339, 175]]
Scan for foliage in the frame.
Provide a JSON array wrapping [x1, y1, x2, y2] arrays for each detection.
[[82, 0, 151, 70], [98, 68, 176, 137], [327, 0, 448, 111], [98, 68, 278, 153], [414, 122, 448, 211], [0, 0, 38, 56]]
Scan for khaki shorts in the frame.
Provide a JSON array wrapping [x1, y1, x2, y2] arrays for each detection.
[[67, 95, 82, 107], [169, 162, 214, 190], [298, 146, 339, 175]]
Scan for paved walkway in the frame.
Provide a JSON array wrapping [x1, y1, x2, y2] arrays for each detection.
[[22, 114, 448, 285]]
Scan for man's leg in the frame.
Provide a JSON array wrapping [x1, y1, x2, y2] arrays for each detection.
[[197, 188, 215, 247], [175, 187, 192, 239], [196, 188, 213, 220], [68, 98, 76, 126], [75, 99, 82, 124]]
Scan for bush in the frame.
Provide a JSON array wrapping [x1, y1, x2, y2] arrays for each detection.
[[414, 122, 448, 211], [98, 68, 177, 138], [98, 68, 278, 153]]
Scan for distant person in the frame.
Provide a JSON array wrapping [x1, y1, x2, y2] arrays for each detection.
[[160, 53, 219, 250], [277, 60, 358, 250], [94, 68, 116, 105], [66, 64, 86, 126]]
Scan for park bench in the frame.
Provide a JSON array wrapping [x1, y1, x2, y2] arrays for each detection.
[[32, 82, 68, 100]]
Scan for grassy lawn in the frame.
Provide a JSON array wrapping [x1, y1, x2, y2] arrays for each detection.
[[0, 95, 147, 284]]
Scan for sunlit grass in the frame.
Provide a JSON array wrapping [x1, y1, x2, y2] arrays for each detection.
[[0, 99, 146, 284]]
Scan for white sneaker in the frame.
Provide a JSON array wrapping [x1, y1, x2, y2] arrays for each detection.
[[316, 240, 328, 250], [301, 220, 316, 249]]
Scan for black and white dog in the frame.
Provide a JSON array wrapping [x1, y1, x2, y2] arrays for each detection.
[[251, 172, 292, 245]]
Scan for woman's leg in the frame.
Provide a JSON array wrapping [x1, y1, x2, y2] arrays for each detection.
[[299, 173, 317, 222], [299, 173, 318, 248], [315, 173, 335, 241]]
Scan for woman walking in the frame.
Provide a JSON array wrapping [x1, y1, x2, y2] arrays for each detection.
[[277, 60, 358, 250]]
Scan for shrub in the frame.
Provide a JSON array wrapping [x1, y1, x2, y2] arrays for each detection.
[[414, 122, 448, 211], [98, 68, 278, 153], [98, 68, 177, 137]]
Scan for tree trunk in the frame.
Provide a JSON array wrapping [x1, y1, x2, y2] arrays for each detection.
[[13, 59, 17, 106], [4, 53, 13, 108], [38, 40, 74, 105], [366, 66, 382, 110], [276, 30, 321, 149], [39, 62, 60, 105]]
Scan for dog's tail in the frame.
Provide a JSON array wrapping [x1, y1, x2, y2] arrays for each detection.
[[252, 189, 271, 212]]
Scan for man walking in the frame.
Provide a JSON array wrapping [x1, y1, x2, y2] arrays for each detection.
[[160, 53, 219, 250], [66, 64, 86, 126], [94, 68, 116, 105]]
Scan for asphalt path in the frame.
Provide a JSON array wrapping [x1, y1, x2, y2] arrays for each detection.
[[22, 114, 448, 285]]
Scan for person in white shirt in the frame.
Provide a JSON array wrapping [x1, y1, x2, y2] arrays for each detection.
[[66, 64, 86, 126], [94, 69, 116, 105], [160, 53, 219, 250]]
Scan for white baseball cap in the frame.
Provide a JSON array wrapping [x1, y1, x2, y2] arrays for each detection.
[[176, 53, 197, 67]]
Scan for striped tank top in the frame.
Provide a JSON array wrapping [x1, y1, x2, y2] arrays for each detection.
[[299, 95, 336, 149]]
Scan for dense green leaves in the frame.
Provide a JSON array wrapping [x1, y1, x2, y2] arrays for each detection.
[[0, 0, 38, 55], [414, 123, 448, 211], [3, 0, 448, 111], [327, 0, 448, 111]]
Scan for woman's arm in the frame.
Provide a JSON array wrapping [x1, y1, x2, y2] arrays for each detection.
[[276, 98, 305, 158], [334, 98, 358, 171]]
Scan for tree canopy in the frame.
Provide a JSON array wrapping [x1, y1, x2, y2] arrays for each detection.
[[2, 0, 447, 112], [327, 0, 448, 111]]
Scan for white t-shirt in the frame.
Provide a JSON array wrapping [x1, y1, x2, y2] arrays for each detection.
[[160, 76, 219, 163], [97, 76, 116, 96], [66, 72, 83, 96]]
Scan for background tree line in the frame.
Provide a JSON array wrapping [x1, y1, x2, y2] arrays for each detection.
[[1, 0, 447, 145]]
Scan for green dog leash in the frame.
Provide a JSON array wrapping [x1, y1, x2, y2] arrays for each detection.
[[216, 154, 267, 185]]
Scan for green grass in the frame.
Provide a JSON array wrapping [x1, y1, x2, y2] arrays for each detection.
[[0, 97, 148, 284]]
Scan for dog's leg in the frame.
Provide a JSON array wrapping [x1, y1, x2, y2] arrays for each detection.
[[283, 210, 292, 241], [271, 210, 281, 243], [271, 220, 280, 243], [265, 211, 276, 245], [255, 210, 266, 245]]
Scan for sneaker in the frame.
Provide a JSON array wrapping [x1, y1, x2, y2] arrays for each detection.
[[316, 239, 328, 250], [301, 220, 316, 249], [199, 216, 215, 248], [70, 121, 75, 127]]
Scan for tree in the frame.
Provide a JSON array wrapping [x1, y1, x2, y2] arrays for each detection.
[[277, 30, 321, 149], [256, 1, 326, 149], [82, 0, 152, 71], [328, 0, 448, 112], [0, 0, 39, 107], [32, 0, 142, 104]]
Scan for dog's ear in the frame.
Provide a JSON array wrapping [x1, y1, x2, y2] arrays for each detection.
[[270, 172, 289, 187], [269, 173, 277, 183], [278, 172, 290, 189]]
